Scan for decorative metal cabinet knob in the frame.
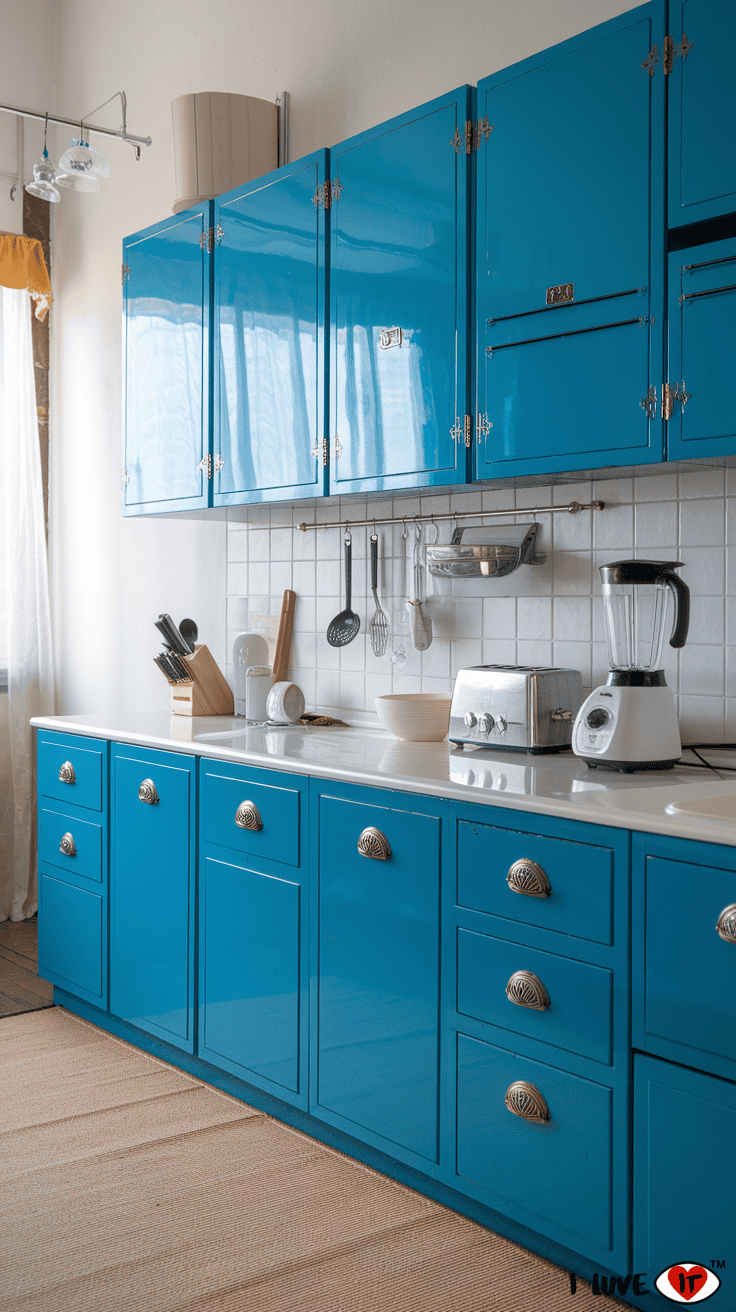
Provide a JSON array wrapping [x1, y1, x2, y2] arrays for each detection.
[[506, 859, 551, 899], [357, 827, 392, 861], [59, 832, 77, 857], [716, 904, 736, 944], [505, 1080, 550, 1122], [59, 761, 76, 785], [138, 778, 159, 805], [235, 800, 263, 831], [506, 970, 550, 1010]]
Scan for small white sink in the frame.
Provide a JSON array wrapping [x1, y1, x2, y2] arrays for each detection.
[[666, 789, 736, 823]]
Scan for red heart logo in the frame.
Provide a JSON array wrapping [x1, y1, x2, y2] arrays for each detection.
[[667, 1265, 709, 1301]]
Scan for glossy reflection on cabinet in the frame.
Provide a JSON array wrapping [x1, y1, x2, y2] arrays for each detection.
[[329, 87, 472, 495], [122, 205, 211, 514], [214, 152, 328, 505], [476, 4, 665, 479]]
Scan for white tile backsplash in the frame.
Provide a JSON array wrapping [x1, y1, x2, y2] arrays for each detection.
[[225, 470, 736, 741]]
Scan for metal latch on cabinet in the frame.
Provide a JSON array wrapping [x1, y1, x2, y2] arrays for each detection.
[[451, 414, 493, 448], [197, 454, 225, 479], [451, 118, 493, 153], [642, 31, 694, 76], [312, 179, 343, 209], [661, 381, 691, 419], [198, 224, 224, 253]]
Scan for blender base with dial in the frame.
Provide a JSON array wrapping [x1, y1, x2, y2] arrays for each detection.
[[572, 672, 682, 772]]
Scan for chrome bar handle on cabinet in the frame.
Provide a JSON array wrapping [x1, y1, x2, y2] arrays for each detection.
[[59, 832, 77, 857], [505, 1081, 550, 1122], [506, 859, 551, 899], [716, 904, 736, 944], [235, 800, 263, 831], [506, 970, 550, 1010], [59, 761, 76, 785], [357, 827, 391, 861], [138, 778, 159, 805]]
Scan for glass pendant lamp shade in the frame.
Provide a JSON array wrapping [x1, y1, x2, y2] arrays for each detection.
[[58, 138, 110, 179], [55, 171, 102, 193], [25, 154, 61, 203]]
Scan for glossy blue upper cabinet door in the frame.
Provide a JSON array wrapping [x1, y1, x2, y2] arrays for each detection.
[[330, 86, 472, 495], [122, 204, 212, 515], [213, 152, 328, 506], [667, 236, 736, 460], [668, 0, 736, 228], [476, 4, 666, 480]]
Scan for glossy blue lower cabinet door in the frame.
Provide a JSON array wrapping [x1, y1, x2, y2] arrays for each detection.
[[110, 746, 196, 1051], [634, 1054, 736, 1305], [38, 871, 104, 1004], [200, 856, 301, 1095], [316, 792, 442, 1162], [667, 237, 736, 461], [123, 206, 212, 515], [457, 1033, 613, 1256]]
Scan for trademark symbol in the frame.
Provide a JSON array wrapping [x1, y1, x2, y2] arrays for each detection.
[[712, 1261, 726, 1269]]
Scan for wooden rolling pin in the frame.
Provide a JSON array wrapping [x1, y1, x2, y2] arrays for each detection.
[[272, 589, 296, 685]]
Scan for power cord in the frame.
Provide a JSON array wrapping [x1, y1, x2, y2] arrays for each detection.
[[681, 743, 736, 778]]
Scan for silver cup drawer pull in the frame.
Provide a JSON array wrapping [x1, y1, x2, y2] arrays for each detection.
[[235, 800, 263, 831], [138, 778, 159, 805], [59, 761, 76, 785], [506, 858, 551, 899], [505, 1080, 550, 1122], [59, 832, 77, 857], [506, 970, 550, 1010], [357, 827, 392, 861], [716, 904, 736, 944]]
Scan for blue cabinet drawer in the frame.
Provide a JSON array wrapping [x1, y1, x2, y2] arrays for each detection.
[[38, 872, 104, 1004], [634, 1054, 736, 1306], [37, 732, 105, 813], [641, 853, 736, 1079], [457, 1032, 614, 1257], [202, 762, 301, 868], [457, 927, 613, 1065], [457, 817, 613, 945], [39, 807, 103, 883]]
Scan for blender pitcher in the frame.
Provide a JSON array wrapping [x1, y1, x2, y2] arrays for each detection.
[[573, 560, 689, 771]]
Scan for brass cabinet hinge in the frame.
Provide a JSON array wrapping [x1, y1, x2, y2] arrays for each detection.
[[464, 414, 472, 448], [121, 469, 130, 487], [197, 454, 212, 479], [122, 263, 130, 284], [662, 380, 691, 419], [310, 438, 331, 466], [199, 225, 223, 253], [312, 179, 342, 209], [664, 31, 694, 73], [451, 415, 475, 447], [452, 117, 494, 154]]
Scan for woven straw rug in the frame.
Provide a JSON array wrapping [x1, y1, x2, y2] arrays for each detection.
[[0, 1007, 623, 1311]]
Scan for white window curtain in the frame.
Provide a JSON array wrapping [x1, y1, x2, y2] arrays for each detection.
[[0, 284, 55, 921]]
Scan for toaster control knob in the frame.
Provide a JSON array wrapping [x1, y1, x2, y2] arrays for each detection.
[[496, 716, 508, 734], [464, 712, 477, 729], [586, 707, 610, 730], [478, 713, 494, 735]]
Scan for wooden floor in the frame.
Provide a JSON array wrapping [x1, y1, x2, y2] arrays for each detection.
[[0, 918, 54, 1017]]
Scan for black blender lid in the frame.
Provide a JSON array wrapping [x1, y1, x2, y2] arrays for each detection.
[[599, 559, 684, 585]]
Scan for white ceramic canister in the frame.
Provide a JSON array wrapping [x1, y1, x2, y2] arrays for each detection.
[[233, 633, 269, 715], [245, 665, 272, 722], [266, 681, 305, 725]]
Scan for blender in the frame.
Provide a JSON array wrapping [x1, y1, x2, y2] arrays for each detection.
[[572, 560, 690, 771]]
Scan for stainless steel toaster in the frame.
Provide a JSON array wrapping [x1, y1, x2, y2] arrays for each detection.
[[449, 665, 584, 753]]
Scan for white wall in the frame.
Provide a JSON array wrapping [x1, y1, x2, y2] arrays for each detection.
[[39, 0, 641, 715], [0, 1, 57, 231]]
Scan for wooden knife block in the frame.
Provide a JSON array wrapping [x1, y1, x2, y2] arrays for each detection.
[[170, 644, 234, 717]]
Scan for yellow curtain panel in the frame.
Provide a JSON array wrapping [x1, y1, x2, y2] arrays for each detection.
[[0, 233, 52, 321]]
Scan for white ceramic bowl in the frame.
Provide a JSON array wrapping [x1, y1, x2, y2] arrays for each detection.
[[374, 693, 452, 742]]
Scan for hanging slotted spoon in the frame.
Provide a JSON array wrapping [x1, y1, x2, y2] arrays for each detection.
[[369, 531, 390, 656], [327, 529, 361, 647]]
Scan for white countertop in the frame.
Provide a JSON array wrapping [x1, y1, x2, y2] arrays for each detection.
[[31, 711, 736, 847]]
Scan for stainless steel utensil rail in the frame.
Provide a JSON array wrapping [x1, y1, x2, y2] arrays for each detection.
[[298, 500, 604, 532]]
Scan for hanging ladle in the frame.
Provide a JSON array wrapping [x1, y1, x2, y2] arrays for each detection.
[[327, 528, 361, 647]]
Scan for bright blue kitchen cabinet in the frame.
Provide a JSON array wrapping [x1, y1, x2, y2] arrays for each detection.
[[122, 205, 212, 514], [198, 759, 309, 1107], [110, 743, 196, 1052], [668, 0, 736, 230], [666, 236, 736, 461], [329, 86, 472, 495], [312, 782, 447, 1167], [213, 152, 328, 506], [634, 1054, 736, 1307], [475, 3, 666, 480]]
